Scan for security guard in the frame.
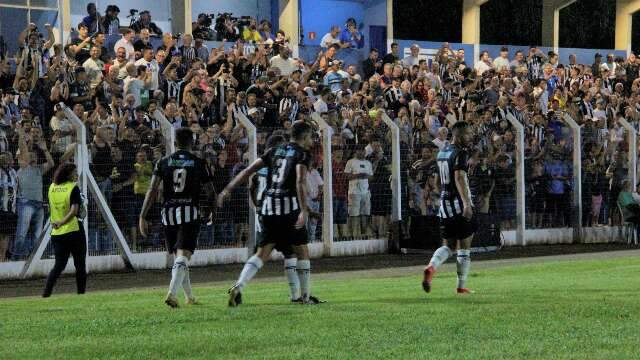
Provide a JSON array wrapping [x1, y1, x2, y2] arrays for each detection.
[[43, 163, 87, 297]]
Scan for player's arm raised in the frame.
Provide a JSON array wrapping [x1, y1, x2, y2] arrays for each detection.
[[217, 158, 264, 207], [454, 169, 472, 219], [139, 175, 161, 238]]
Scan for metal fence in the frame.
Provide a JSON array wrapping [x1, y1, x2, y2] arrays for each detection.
[[0, 108, 636, 279]]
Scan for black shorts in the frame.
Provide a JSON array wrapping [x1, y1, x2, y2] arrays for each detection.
[[261, 212, 308, 251], [440, 215, 478, 241], [164, 221, 200, 254], [257, 216, 295, 257]]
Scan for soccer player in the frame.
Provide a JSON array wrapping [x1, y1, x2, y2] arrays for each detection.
[[218, 121, 321, 306], [249, 133, 302, 303], [139, 128, 215, 308], [423, 121, 476, 294]]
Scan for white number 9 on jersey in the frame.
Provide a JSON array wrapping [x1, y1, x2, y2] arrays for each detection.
[[173, 169, 187, 192]]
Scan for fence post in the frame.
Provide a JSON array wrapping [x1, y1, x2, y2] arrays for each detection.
[[236, 113, 258, 251], [311, 113, 334, 256], [506, 114, 526, 246], [21, 103, 91, 277], [562, 113, 583, 243], [618, 118, 637, 187], [381, 113, 402, 222], [68, 105, 135, 269]]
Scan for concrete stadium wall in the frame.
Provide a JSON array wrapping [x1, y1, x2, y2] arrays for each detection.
[[394, 39, 627, 67], [0, 240, 390, 280]]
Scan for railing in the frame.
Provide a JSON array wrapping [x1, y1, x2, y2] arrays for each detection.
[[505, 113, 526, 246], [1, 108, 636, 279]]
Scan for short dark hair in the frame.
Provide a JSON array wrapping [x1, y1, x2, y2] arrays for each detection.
[[266, 134, 286, 148], [391, 42, 398, 48], [329, 44, 340, 51], [78, 22, 89, 30], [290, 120, 313, 141], [53, 163, 77, 185], [370, 48, 378, 53], [175, 128, 194, 149], [451, 121, 469, 138]]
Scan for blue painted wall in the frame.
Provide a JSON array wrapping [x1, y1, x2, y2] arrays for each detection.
[[300, 0, 365, 46]]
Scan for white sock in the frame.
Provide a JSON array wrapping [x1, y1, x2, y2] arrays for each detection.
[[182, 264, 193, 300], [297, 259, 311, 300], [456, 249, 471, 289], [236, 255, 264, 290], [169, 256, 188, 297], [284, 257, 300, 300], [428, 246, 452, 270]]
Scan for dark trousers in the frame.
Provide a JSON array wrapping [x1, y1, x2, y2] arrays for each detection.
[[43, 229, 87, 296]]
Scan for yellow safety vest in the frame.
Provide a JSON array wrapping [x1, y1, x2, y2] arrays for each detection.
[[48, 182, 80, 236]]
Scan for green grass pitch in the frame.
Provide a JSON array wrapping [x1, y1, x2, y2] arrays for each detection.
[[1, 256, 639, 359]]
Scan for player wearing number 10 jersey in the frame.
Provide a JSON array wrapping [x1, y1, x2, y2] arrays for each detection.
[[422, 121, 477, 295], [139, 128, 215, 308]]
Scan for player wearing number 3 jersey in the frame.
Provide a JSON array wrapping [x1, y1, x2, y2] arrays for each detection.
[[218, 121, 323, 306], [139, 128, 215, 308], [422, 121, 477, 295]]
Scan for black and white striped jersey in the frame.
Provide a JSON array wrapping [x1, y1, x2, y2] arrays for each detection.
[[0, 166, 17, 213], [529, 123, 546, 145], [230, 103, 249, 126], [384, 86, 403, 111], [259, 143, 311, 217], [153, 150, 213, 226], [251, 167, 269, 208], [436, 143, 472, 219], [279, 96, 299, 122]]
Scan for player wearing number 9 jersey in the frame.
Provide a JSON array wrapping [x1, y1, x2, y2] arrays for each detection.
[[422, 121, 477, 295], [218, 121, 323, 306], [139, 128, 215, 308]]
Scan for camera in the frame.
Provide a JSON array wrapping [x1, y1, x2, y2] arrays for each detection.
[[172, 32, 182, 40], [128, 9, 138, 18]]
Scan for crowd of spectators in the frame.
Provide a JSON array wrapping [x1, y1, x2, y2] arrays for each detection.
[[0, 4, 638, 261]]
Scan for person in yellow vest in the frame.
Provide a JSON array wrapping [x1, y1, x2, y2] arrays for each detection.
[[43, 163, 86, 297]]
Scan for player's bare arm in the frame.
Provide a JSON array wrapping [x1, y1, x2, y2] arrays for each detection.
[[217, 158, 264, 207], [295, 163, 309, 229], [454, 169, 472, 220], [139, 175, 161, 237]]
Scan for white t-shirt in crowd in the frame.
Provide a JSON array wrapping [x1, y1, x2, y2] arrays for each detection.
[[475, 61, 492, 76], [114, 38, 135, 62], [123, 76, 145, 107], [269, 55, 298, 76], [320, 33, 340, 48], [403, 55, 420, 67], [492, 57, 510, 71], [432, 138, 449, 150], [134, 58, 160, 91], [314, 98, 328, 113], [305, 168, 324, 201], [344, 158, 373, 194], [82, 58, 104, 89]]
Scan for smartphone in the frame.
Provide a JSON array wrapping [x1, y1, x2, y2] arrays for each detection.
[[146, 63, 152, 70]]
